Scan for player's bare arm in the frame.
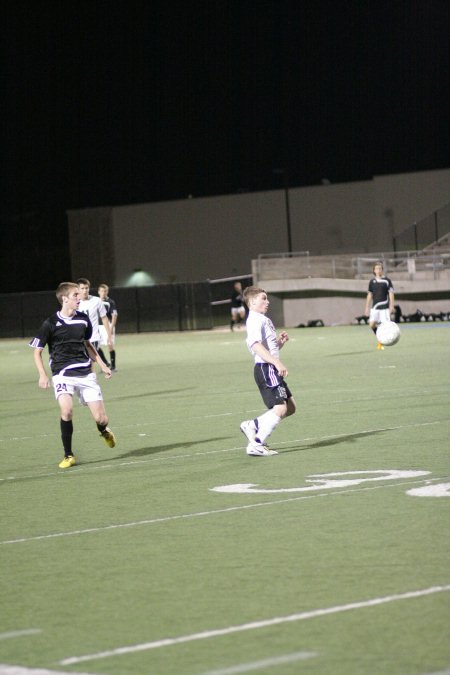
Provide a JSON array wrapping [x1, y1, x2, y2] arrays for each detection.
[[251, 341, 288, 377], [101, 315, 114, 347], [389, 290, 395, 315], [33, 348, 50, 388], [85, 341, 112, 378]]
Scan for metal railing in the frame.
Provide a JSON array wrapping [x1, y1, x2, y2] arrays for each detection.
[[393, 202, 450, 252], [254, 249, 450, 282]]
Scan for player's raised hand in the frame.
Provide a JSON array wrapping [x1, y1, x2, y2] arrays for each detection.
[[278, 331, 289, 347]]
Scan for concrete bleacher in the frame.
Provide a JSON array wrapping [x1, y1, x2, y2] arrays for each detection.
[[252, 248, 450, 327]]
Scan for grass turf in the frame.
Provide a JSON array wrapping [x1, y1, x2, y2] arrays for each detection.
[[0, 323, 449, 674]]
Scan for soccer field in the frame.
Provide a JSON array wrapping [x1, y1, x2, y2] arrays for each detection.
[[1, 323, 449, 675]]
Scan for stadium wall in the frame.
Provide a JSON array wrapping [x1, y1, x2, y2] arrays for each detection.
[[67, 168, 450, 287], [261, 278, 450, 327]]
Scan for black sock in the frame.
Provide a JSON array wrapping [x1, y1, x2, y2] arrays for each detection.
[[110, 350, 116, 368], [98, 348, 109, 364], [97, 422, 107, 434], [60, 419, 73, 456]]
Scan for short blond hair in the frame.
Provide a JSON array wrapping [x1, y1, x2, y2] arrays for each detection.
[[242, 285, 266, 308], [56, 282, 79, 306]]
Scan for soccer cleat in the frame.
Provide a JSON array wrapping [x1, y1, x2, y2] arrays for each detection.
[[377, 342, 385, 350], [101, 427, 116, 448], [59, 455, 76, 469], [246, 441, 278, 456], [240, 419, 257, 443]]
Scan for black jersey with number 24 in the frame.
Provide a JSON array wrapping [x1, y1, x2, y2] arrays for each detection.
[[29, 311, 93, 377]]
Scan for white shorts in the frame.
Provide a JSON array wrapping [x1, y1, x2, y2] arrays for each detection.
[[369, 308, 390, 325], [99, 325, 115, 346], [231, 306, 245, 318], [52, 372, 103, 406]]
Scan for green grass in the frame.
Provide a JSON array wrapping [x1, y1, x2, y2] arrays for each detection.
[[1, 323, 449, 675]]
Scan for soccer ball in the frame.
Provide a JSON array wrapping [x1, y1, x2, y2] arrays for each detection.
[[376, 321, 401, 346]]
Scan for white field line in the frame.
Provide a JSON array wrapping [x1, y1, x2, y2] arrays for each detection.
[[0, 406, 262, 444], [0, 666, 96, 675], [201, 650, 317, 674], [0, 420, 443, 484], [0, 630, 41, 641], [60, 585, 450, 666], [1, 475, 447, 546], [0, 414, 444, 446]]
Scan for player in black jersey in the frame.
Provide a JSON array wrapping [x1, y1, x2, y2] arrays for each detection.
[[364, 261, 395, 350], [29, 282, 116, 468], [97, 283, 118, 370]]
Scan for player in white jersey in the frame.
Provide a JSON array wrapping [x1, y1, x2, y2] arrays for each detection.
[[239, 286, 296, 456], [77, 278, 113, 350]]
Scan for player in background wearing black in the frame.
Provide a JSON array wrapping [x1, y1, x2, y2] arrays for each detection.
[[29, 282, 116, 469], [364, 261, 395, 350], [97, 283, 118, 371], [230, 281, 246, 331]]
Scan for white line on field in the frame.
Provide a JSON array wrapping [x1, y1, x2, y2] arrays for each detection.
[[0, 420, 443, 484], [201, 650, 318, 674], [0, 665, 97, 675], [0, 408, 261, 444], [60, 585, 450, 666], [0, 415, 444, 447], [2, 475, 447, 546], [0, 630, 41, 641]]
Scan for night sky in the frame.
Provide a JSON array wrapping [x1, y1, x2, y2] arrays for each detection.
[[1, 1, 449, 291]]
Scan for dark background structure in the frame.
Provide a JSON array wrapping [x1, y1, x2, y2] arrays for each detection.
[[1, 1, 449, 292]]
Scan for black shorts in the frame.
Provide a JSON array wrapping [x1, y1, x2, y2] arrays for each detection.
[[254, 363, 293, 409]]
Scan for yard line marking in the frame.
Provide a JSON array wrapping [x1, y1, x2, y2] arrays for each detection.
[[60, 585, 450, 665], [0, 629, 41, 641], [0, 416, 444, 447], [2, 475, 448, 546], [0, 420, 444, 483], [0, 665, 96, 675], [201, 650, 318, 674]]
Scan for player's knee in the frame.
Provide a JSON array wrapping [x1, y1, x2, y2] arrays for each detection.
[[287, 398, 297, 416], [92, 410, 108, 426], [273, 402, 288, 418]]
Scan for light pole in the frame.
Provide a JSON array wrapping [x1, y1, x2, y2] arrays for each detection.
[[273, 168, 292, 254]]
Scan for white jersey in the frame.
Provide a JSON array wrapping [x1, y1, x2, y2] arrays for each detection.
[[78, 295, 107, 342], [245, 310, 279, 363]]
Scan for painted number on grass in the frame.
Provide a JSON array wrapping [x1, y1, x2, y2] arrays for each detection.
[[211, 469, 430, 494], [407, 483, 450, 498]]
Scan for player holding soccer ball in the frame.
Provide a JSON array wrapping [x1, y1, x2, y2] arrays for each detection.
[[364, 261, 395, 350]]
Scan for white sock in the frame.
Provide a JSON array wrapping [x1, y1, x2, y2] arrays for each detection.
[[255, 409, 282, 443]]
